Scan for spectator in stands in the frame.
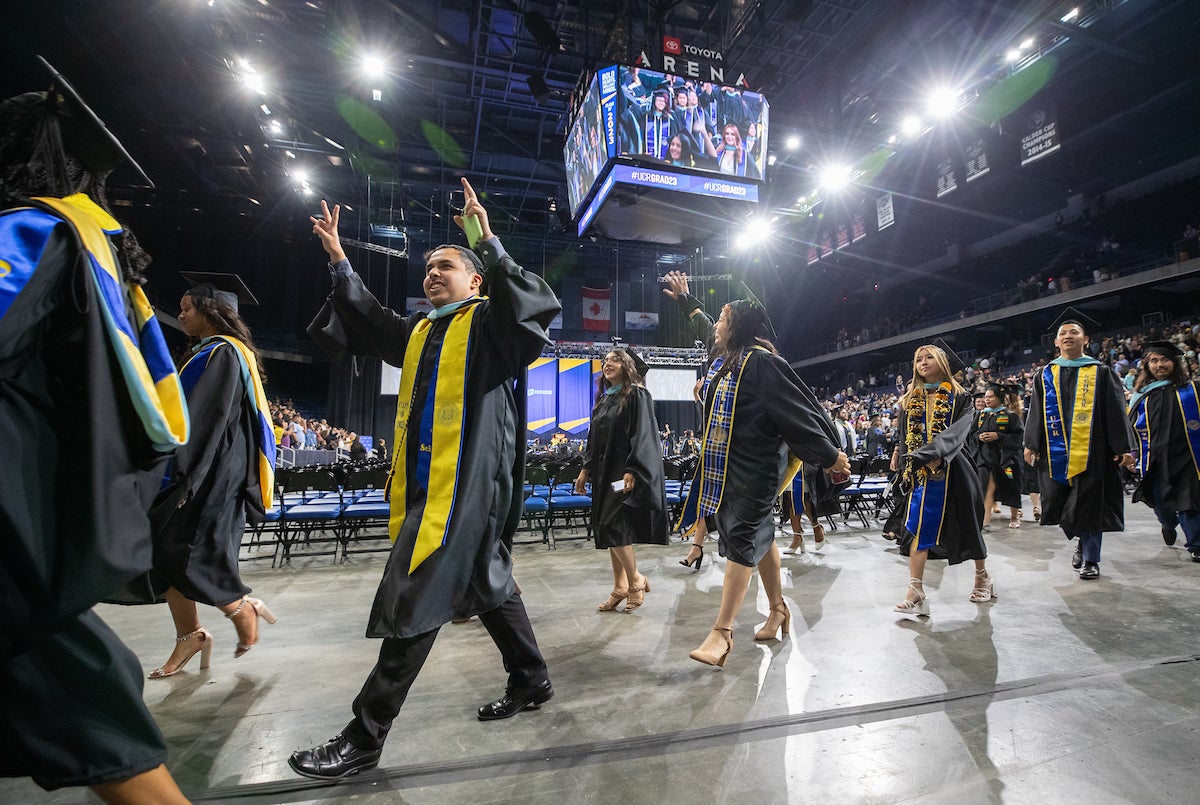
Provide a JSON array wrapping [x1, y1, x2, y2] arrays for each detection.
[[0, 75, 192, 804], [976, 382, 1025, 530], [575, 349, 668, 613], [149, 272, 277, 679], [273, 416, 285, 447], [1128, 341, 1200, 559], [304, 422, 318, 448], [375, 438, 389, 462], [349, 431, 367, 462], [886, 342, 992, 615], [1024, 309, 1136, 580], [290, 178, 559, 780], [832, 405, 858, 453]]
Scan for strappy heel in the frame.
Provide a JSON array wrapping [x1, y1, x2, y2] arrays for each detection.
[[689, 627, 733, 667], [811, 523, 826, 552], [625, 576, 651, 612], [679, 544, 704, 570], [970, 569, 996, 602], [149, 627, 213, 679], [226, 597, 277, 658], [597, 589, 627, 611], [783, 532, 804, 555], [754, 602, 792, 641], [893, 578, 929, 616]]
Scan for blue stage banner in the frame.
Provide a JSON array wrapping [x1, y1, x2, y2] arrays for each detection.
[[557, 358, 593, 434], [578, 170, 616, 236], [608, 164, 759, 202], [527, 358, 558, 434], [599, 65, 619, 160]]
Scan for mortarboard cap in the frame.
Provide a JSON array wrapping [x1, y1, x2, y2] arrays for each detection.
[[930, 338, 965, 373], [621, 348, 650, 378], [1142, 340, 1183, 359], [181, 271, 259, 313], [37, 56, 154, 188], [1047, 306, 1100, 335], [972, 391, 987, 399], [987, 381, 1021, 396]]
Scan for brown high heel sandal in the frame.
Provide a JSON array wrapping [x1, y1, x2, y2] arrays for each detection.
[[226, 597, 278, 658], [149, 627, 214, 679], [624, 576, 651, 612], [689, 627, 733, 667], [754, 602, 792, 641], [597, 589, 627, 611]]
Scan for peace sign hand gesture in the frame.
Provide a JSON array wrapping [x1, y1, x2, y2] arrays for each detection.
[[310, 200, 346, 263]]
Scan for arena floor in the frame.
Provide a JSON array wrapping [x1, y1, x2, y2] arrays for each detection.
[[7, 501, 1199, 804]]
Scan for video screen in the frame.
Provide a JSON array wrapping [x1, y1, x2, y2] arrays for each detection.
[[564, 71, 608, 216], [614, 66, 769, 182]]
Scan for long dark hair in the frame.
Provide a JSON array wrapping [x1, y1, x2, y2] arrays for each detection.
[[594, 349, 644, 406], [712, 301, 778, 368], [1134, 354, 1186, 390], [185, 294, 267, 381]]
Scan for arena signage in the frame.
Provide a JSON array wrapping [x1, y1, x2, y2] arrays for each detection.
[[633, 36, 749, 88]]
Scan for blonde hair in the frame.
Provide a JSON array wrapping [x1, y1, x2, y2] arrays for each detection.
[[1005, 391, 1024, 417], [898, 345, 967, 408]]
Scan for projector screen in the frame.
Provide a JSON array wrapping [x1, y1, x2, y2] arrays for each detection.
[[645, 367, 701, 402]]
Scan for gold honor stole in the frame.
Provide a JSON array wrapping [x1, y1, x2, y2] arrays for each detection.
[[1044, 363, 1098, 483], [389, 301, 480, 573], [34, 194, 189, 450]]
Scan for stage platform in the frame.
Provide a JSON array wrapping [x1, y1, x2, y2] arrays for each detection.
[[6, 501, 1199, 804]]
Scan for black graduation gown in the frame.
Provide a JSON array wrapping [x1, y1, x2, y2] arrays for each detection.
[[1131, 381, 1200, 513], [891, 396, 987, 564], [1024, 362, 1133, 534], [307, 244, 560, 638], [151, 343, 260, 607], [582, 386, 669, 548], [977, 408, 1024, 509]]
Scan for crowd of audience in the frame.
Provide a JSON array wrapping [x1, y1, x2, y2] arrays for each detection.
[[268, 398, 383, 462]]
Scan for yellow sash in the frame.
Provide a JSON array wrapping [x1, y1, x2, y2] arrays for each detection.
[[388, 302, 478, 573], [1049, 363, 1097, 481]]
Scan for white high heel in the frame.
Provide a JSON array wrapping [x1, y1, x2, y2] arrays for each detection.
[[893, 578, 930, 616], [970, 569, 996, 602]]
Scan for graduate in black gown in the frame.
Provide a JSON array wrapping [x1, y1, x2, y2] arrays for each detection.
[[575, 348, 669, 613], [888, 343, 993, 617], [661, 272, 849, 667], [0, 68, 191, 803], [1023, 309, 1136, 580], [290, 179, 560, 780], [976, 382, 1024, 531], [1127, 340, 1200, 560], [147, 273, 277, 678]]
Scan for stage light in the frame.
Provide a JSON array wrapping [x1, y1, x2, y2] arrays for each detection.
[[1061, 7, 1079, 22], [291, 168, 309, 184], [244, 73, 266, 95], [301, 186, 314, 196], [284, 150, 296, 158], [767, 154, 777, 166], [734, 218, 772, 250], [926, 86, 959, 119], [361, 53, 387, 79], [1006, 48, 1022, 63], [268, 119, 283, 134], [786, 134, 801, 150], [1020, 37, 1035, 49], [887, 134, 897, 144], [817, 164, 851, 192], [259, 104, 271, 115], [901, 115, 921, 136], [371, 88, 382, 102]]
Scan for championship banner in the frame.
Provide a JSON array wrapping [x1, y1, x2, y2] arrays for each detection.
[[835, 222, 850, 250], [625, 311, 659, 330], [405, 297, 434, 316], [820, 230, 833, 257], [582, 285, 611, 332], [806, 244, 820, 265], [1020, 105, 1060, 166], [877, 193, 895, 231], [556, 357, 593, 434], [965, 136, 990, 182], [851, 210, 867, 243], [598, 65, 619, 159], [936, 154, 957, 198], [526, 357, 558, 434]]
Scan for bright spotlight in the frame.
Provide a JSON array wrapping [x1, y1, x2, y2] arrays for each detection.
[[817, 164, 852, 192], [926, 86, 959, 119], [1020, 37, 1034, 50], [243, 73, 267, 95], [362, 53, 387, 79], [371, 88, 383, 102], [291, 169, 309, 184], [1006, 48, 1022, 63], [901, 115, 921, 136], [767, 154, 777, 166], [786, 134, 801, 150], [301, 185, 314, 196], [887, 134, 897, 144], [1061, 7, 1079, 22], [734, 219, 772, 250], [268, 119, 282, 133]]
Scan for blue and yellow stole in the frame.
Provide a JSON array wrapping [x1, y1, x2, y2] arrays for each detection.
[[1043, 360, 1100, 484], [904, 390, 954, 550], [677, 347, 765, 534], [0, 194, 188, 451], [389, 300, 481, 573], [1129, 380, 1200, 478], [180, 336, 275, 509]]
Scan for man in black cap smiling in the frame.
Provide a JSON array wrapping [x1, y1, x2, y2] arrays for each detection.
[[1128, 340, 1200, 560], [1024, 308, 1136, 579]]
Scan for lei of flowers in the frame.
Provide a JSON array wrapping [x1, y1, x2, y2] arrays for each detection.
[[902, 381, 953, 488]]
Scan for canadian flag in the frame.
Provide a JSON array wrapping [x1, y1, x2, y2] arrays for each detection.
[[582, 286, 611, 332]]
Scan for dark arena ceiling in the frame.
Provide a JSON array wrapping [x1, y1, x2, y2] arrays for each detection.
[[3, 0, 1198, 359]]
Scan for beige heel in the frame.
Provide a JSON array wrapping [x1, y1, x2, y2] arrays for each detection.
[[754, 602, 792, 641]]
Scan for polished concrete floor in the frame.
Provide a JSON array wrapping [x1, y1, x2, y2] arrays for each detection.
[[6, 500, 1200, 804]]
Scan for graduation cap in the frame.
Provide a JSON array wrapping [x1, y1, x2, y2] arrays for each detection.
[[1142, 340, 1183, 359], [1047, 306, 1100, 335], [36, 56, 154, 187], [621, 349, 650, 378], [972, 390, 987, 399], [930, 338, 965, 373], [987, 381, 1021, 396], [181, 271, 259, 313]]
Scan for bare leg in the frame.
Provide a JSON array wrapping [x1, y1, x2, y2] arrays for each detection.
[[90, 764, 191, 805], [983, 477, 996, 527], [785, 491, 804, 552], [692, 560, 754, 658], [900, 548, 929, 606], [805, 495, 825, 546], [682, 518, 706, 564], [610, 545, 640, 590], [152, 588, 204, 675], [1031, 491, 1042, 520], [758, 542, 783, 608]]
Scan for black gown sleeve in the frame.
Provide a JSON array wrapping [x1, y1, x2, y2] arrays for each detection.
[[622, 387, 665, 510], [306, 264, 412, 366], [476, 242, 562, 373], [1024, 373, 1046, 455], [674, 292, 715, 347], [910, 397, 975, 467], [169, 345, 243, 505], [1099, 366, 1135, 456], [758, 354, 840, 469]]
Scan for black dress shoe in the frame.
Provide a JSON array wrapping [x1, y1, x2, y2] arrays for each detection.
[[1162, 527, 1178, 546], [288, 733, 382, 780], [1191, 552, 1200, 563], [1079, 561, 1100, 580], [1071, 542, 1083, 569], [477, 680, 553, 721]]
